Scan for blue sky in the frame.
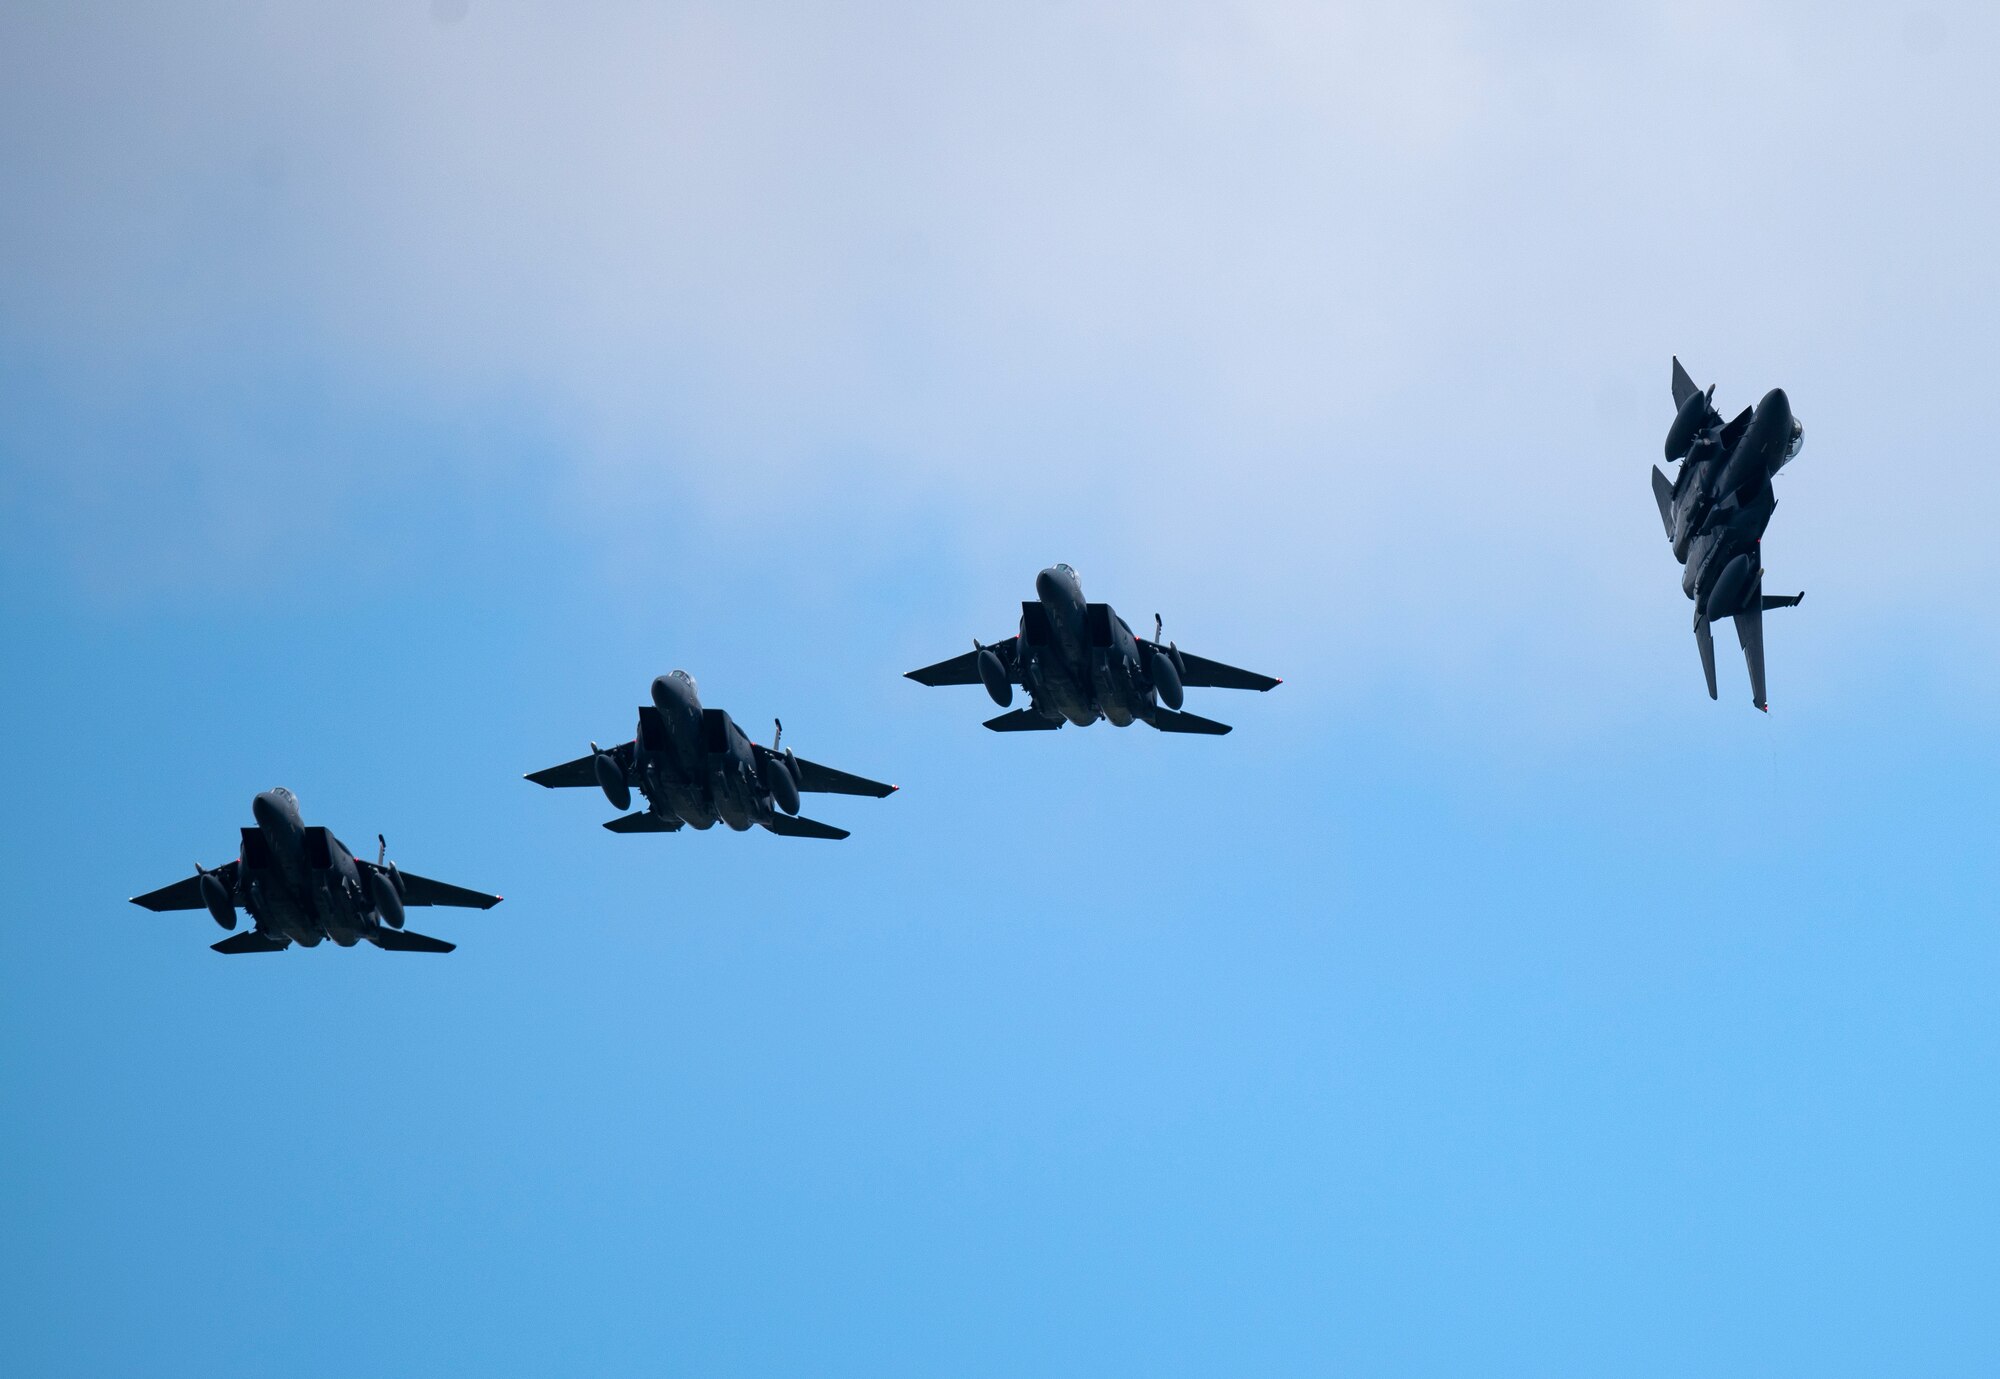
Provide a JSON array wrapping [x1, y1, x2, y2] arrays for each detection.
[[4, 3, 1999, 1374]]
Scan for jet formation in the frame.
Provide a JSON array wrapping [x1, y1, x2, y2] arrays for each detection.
[[134, 357, 1811, 956], [1650, 357, 1805, 710], [905, 563, 1280, 734], [527, 671, 897, 841], [129, 788, 501, 954]]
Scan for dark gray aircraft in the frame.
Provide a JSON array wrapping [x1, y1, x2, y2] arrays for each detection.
[[906, 564, 1279, 733], [1650, 357, 1805, 710], [130, 788, 501, 954], [527, 670, 896, 840]]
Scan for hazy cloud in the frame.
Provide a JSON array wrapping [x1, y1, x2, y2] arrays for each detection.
[[4, 2, 1997, 709]]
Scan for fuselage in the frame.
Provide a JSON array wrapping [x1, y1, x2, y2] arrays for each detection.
[[1016, 564, 1164, 728], [627, 671, 792, 831], [1668, 387, 1799, 615], [238, 788, 382, 947], [1666, 388, 1801, 561]]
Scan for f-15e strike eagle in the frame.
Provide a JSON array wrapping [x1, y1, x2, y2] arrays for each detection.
[[1650, 358, 1805, 711], [129, 788, 502, 953], [527, 671, 897, 840], [906, 564, 1279, 733]]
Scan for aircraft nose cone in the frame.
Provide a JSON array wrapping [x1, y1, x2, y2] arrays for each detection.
[[1035, 568, 1077, 607], [252, 792, 284, 828], [1759, 387, 1792, 427], [652, 673, 695, 715]]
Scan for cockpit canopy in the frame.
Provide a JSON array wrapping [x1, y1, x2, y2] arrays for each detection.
[[1785, 418, 1805, 462]]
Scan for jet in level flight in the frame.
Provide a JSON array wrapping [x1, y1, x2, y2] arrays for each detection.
[[1649, 357, 1805, 710], [527, 671, 897, 840], [906, 564, 1279, 733], [130, 788, 501, 954]]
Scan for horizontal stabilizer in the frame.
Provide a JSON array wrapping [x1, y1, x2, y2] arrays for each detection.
[[1650, 466, 1676, 539], [1762, 591, 1804, 610], [984, 708, 1063, 732], [211, 930, 288, 955], [369, 928, 456, 954], [761, 813, 850, 840], [1735, 601, 1768, 711], [603, 811, 681, 834], [1148, 707, 1232, 735], [1694, 616, 1718, 700]]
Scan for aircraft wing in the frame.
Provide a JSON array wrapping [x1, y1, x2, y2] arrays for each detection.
[[379, 867, 503, 909], [1142, 643, 1281, 692], [784, 752, 898, 798], [131, 861, 238, 911], [526, 740, 633, 788], [904, 637, 1018, 686]]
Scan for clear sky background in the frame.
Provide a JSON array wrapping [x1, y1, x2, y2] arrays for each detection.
[[4, 2, 1999, 1374]]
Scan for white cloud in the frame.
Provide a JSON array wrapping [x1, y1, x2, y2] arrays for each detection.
[[4, 1, 1998, 712]]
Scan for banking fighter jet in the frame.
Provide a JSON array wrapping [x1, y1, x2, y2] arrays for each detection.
[[906, 564, 1279, 733], [1649, 358, 1805, 710]]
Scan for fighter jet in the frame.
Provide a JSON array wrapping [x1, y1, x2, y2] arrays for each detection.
[[905, 564, 1279, 733], [1649, 357, 1806, 710], [527, 671, 896, 840], [130, 788, 501, 954]]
